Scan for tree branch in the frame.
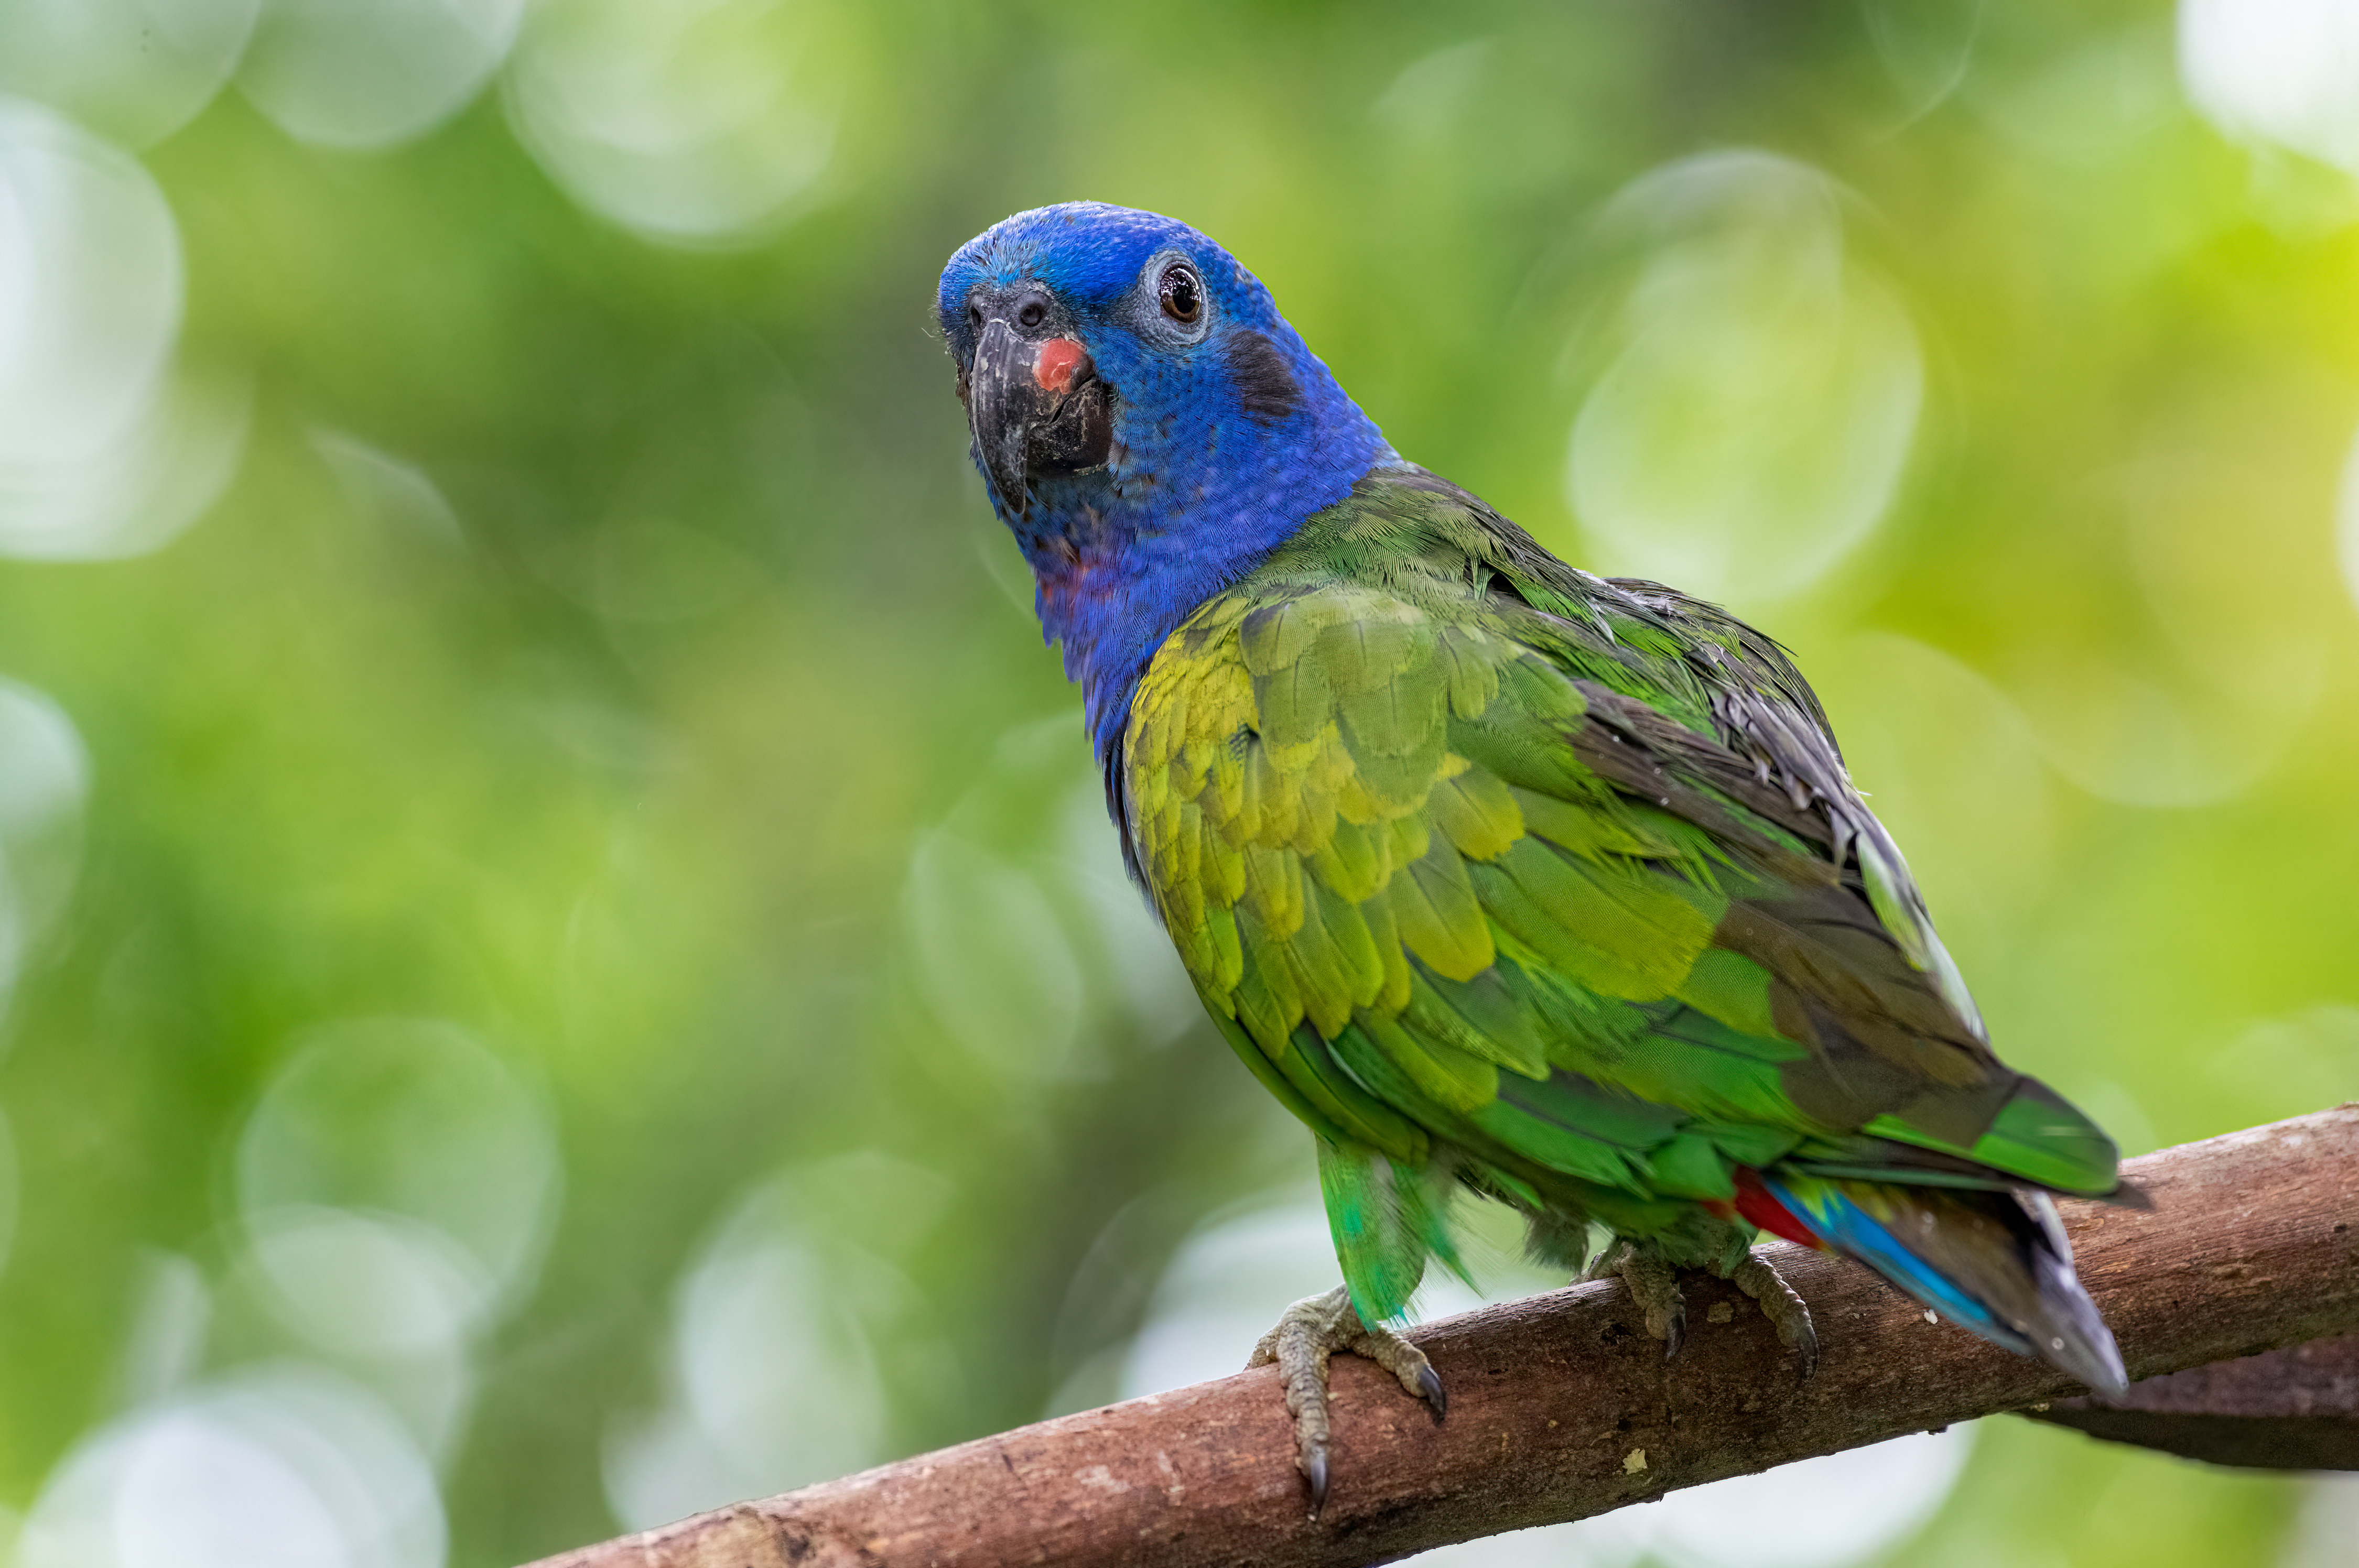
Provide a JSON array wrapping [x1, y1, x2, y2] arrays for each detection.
[[2027, 1330, 2359, 1468], [524, 1106, 2359, 1568]]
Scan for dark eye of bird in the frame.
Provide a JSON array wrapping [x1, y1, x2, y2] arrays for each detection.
[[1159, 264, 1202, 324], [1017, 300, 1046, 329], [968, 302, 982, 330]]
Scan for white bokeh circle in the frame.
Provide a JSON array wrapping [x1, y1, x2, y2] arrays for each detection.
[[506, 0, 840, 245], [17, 1365, 445, 1568], [1567, 150, 1921, 606], [237, 1019, 561, 1357], [238, 0, 524, 150]]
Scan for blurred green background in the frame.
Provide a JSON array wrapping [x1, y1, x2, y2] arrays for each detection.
[[0, 1, 2353, 1565]]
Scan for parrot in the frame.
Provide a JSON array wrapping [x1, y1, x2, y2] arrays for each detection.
[[936, 202, 2128, 1506]]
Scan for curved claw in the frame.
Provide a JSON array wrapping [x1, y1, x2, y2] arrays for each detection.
[[1416, 1362, 1447, 1421], [1304, 1446, 1329, 1514], [1662, 1303, 1687, 1362]]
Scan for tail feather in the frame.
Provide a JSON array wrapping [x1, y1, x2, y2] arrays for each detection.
[[1761, 1172, 2127, 1395], [1316, 1138, 1471, 1323]]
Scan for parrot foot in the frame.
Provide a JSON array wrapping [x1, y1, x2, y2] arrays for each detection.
[[1728, 1248, 1819, 1378], [1586, 1237, 1687, 1358], [1247, 1284, 1445, 1514]]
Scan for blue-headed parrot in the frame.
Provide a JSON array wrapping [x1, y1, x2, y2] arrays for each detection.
[[937, 202, 2127, 1508]]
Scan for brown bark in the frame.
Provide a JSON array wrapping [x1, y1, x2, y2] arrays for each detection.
[[2028, 1330, 2359, 1469], [523, 1106, 2359, 1568]]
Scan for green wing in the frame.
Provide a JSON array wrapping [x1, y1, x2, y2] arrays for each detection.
[[1120, 471, 2116, 1322]]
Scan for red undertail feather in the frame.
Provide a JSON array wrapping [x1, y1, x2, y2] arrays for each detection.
[[1734, 1168, 1831, 1250]]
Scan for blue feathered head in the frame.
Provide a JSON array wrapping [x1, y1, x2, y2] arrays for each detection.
[[937, 202, 1390, 535], [937, 203, 1395, 756]]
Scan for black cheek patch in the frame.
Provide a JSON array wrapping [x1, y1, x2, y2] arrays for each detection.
[[1224, 330, 1301, 422]]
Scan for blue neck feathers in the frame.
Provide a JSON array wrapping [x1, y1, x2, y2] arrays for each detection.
[[1010, 373, 1392, 763]]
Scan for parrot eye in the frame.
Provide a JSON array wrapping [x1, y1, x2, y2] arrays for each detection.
[[1018, 299, 1047, 329], [1158, 263, 1203, 324], [967, 301, 982, 330]]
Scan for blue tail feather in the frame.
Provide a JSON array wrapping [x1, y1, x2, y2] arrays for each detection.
[[1761, 1172, 2127, 1394]]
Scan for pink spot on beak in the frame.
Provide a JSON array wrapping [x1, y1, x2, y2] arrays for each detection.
[[1034, 337, 1088, 394]]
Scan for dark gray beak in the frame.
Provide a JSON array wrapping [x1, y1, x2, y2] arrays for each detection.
[[959, 304, 1112, 517], [966, 317, 1035, 515]]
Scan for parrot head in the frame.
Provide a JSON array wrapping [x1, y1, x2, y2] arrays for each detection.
[[937, 203, 1391, 534], [937, 203, 1395, 754]]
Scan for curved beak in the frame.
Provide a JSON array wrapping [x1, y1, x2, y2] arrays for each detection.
[[961, 318, 1111, 518], [966, 318, 1035, 515]]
